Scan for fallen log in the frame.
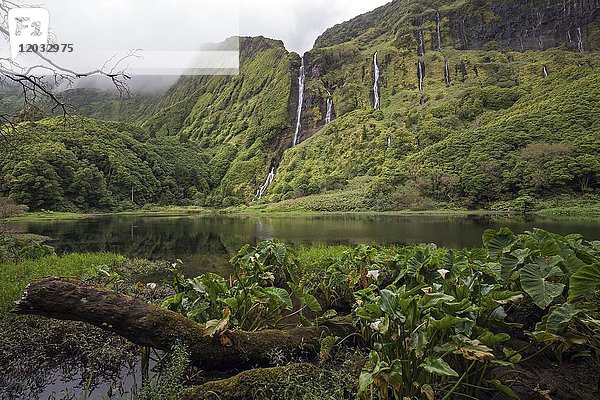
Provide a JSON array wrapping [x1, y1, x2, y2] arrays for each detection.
[[180, 363, 325, 400], [12, 277, 354, 371]]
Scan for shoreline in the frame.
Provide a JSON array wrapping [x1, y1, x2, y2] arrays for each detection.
[[10, 206, 600, 222]]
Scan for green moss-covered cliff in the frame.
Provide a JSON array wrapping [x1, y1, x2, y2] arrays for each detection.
[[1, 0, 599, 212]]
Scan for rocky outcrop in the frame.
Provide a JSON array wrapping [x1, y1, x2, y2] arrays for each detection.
[[446, 0, 600, 51], [315, 0, 600, 52]]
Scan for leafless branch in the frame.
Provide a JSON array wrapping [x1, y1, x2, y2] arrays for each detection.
[[0, 0, 138, 134]]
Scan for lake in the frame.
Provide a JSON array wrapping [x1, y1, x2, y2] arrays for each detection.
[[12, 213, 600, 277]]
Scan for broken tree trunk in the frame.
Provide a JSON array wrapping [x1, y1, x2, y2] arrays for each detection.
[[12, 277, 354, 371]]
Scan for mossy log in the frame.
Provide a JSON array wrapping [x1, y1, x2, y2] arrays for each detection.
[[12, 277, 354, 371], [180, 363, 326, 400]]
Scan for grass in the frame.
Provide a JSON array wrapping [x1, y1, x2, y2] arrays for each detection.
[[13, 206, 212, 221], [296, 245, 351, 272], [0, 252, 126, 314]]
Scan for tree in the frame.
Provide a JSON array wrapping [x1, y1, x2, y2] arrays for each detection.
[[0, 0, 133, 142], [0, 196, 27, 235], [68, 165, 112, 211], [3, 159, 63, 210], [569, 155, 600, 192]]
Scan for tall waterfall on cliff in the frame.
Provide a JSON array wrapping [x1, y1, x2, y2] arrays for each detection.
[[436, 13, 442, 51], [577, 28, 584, 52], [542, 65, 549, 78], [325, 94, 333, 124], [293, 57, 306, 146], [416, 30, 425, 56], [255, 167, 275, 200], [444, 62, 451, 86], [418, 61, 425, 92], [373, 52, 381, 110]]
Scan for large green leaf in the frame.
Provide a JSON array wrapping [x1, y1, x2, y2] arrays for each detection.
[[430, 315, 470, 330], [568, 263, 600, 302], [418, 292, 455, 309], [481, 290, 524, 309], [420, 356, 459, 377], [523, 229, 561, 257], [262, 287, 292, 309], [380, 289, 406, 321], [520, 256, 565, 308], [483, 228, 518, 260], [409, 329, 429, 358], [443, 250, 469, 275], [289, 282, 322, 312], [544, 303, 587, 333]]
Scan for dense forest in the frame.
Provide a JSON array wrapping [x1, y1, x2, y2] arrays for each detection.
[[0, 118, 210, 211], [0, 0, 599, 212]]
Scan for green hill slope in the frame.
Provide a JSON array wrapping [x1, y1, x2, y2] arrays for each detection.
[[0, 118, 210, 211], [260, 0, 600, 211], [1, 0, 599, 212]]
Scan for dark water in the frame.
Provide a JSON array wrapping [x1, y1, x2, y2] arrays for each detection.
[[12, 213, 600, 276]]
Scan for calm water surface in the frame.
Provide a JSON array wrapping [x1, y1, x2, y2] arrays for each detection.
[[12, 213, 600, 276]]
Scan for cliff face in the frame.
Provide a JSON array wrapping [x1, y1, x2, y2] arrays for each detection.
[[444, 0, 600, 52], [138, 37, 299, 205], [6, 0, 598, 210], [301, 0, 600, 139], [265, 0, 600, 210], [315, 0, 600, 52]]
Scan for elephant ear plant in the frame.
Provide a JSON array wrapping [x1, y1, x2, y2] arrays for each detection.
[[355, 274, 519, 399], [353, 228, 600, 399], [161, 240, 322, 332], [155, 230, 600, 398]]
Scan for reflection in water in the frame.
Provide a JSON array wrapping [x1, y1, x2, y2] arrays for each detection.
[[11, 213, 600, 276]]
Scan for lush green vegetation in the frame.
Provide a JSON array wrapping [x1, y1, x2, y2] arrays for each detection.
[[156, 228, 600, 399], [1, 228, 599, 398], [140, 36, 297, 207], [2, 38, 598, 213], [0, 118, 211, 212], [265, 46, 599, 211], [3, 5, 598, 214], [0, 252, 125, 313]]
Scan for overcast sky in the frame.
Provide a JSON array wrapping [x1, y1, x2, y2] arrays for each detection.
[[240, 0, 391, 54]]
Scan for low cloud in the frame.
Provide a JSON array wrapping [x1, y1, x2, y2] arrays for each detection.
[[240, 0, 391, 54]]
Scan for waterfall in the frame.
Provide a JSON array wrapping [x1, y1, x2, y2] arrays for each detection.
[[292, 57, 305, 146], [416, 30, 425, 56], [255, 167, 275, 200], [373, 52, 380, 110], [436, 12, 442, 51], [387, 136, 391, 148], [444, 62, 451, 86], [325, 96, 333, 124], [577, 28, 584, 52], [417, 61, 425, 92], [542, 65, 549, 78]]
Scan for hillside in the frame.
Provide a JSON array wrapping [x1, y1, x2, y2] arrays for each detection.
[[1, 0, 599, 212], [0, 117, 210, 211], [262, 0, 600, 211]]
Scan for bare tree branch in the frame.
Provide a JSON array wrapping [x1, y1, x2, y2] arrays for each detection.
[[0, 0, 139, 133]]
